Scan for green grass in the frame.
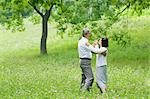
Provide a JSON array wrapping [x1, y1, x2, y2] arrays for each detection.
[[0, 17, 149, 98]]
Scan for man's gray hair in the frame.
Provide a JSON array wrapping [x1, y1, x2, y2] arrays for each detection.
[[82, 28, 90, 36]]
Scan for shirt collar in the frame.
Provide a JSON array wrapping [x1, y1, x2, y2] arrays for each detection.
[[82, 37, 88, 41]]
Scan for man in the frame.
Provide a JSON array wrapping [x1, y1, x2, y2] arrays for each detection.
[[78, 28, 107, 91]]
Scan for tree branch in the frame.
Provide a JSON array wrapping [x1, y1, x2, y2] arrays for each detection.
[[28, 1, 43, 17], [116, 3, 130, 17], [116, 0, 137, 17], [45, 4, 54, 19]]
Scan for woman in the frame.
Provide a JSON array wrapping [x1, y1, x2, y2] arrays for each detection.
[[86, 39, 108, 93], [95, 39, 108, 93]]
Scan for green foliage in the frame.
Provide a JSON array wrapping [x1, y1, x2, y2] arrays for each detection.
[[111, 30, 131, 47], [56, 0, 149, 46], [29, 14, 41, 25], [54, 0, 146, 45], [6, 20, 25, 32], [0, 0, 62, 31], [0, 0, 32, 31]]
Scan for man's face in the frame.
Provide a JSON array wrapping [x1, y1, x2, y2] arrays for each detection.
[[85, 33, 91, 39]]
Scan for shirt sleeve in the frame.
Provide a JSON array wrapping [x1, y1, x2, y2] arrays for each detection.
[[85, 44, 107, 54]]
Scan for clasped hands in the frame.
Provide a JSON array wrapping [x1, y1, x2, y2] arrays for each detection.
[[86, 40, 107, 56]]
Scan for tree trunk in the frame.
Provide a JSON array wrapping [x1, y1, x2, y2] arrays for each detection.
[[28, 2, 53, 54], [40, 16, 48, 54]]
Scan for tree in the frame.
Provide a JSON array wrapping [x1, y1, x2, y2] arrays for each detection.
[[28, 0, 58, 54], [0, 0, 62, 54], [28, 0, 64, 54]]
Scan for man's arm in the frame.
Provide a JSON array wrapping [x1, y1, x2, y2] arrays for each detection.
[[85, 42, 107, 54], [95, 44, 107, 56]]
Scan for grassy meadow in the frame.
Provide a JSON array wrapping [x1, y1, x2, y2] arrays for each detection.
[[0, 16, 149, 99]]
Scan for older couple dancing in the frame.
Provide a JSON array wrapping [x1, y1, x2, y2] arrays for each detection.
[[78, 28, 108, 93]]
